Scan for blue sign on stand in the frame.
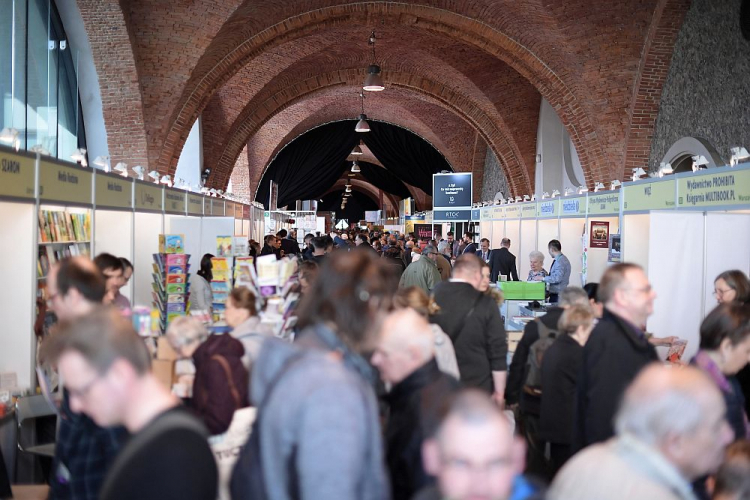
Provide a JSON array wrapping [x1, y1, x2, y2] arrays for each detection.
[[433, 173, 473, 209], [433, 209, 472, 221]]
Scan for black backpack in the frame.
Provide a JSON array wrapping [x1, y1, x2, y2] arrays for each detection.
[[523, 319, 558, 393]]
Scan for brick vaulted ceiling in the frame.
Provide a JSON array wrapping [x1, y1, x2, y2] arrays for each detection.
[[80, 0, 690, 199]]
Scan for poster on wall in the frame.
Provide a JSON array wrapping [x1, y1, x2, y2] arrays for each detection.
[[590, 221, 609, 249], [608, 234, 621, 263], [413, 224, 434, 241]]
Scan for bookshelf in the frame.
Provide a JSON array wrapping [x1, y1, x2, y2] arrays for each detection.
[[36, 206, 92, 296]]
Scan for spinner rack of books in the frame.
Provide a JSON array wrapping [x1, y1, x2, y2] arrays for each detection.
[[210, 257, 231, 323], [152, 235, 191, 334]]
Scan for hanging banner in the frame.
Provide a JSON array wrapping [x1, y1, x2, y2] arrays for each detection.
[[433, 172, 473, 209], [164, 188, 186, 214], [677, 168, 750, 209], [134, 182, 164, 211], [587, 192, 620, 215], [624, 179, 676, 212], [560, 196, 587, 216], [39, 160, 92, 205], [537, 199, 559, 218], [95, 172, 133, 209], [0, 148, 35, 199]]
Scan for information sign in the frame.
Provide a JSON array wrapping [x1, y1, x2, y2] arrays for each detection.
[[587, 192, 620, 215], [560, 196, 587, 216], [134, 182, 163, 211], [433, 209, 472, 222], [0, 149, 35, 199], [212, 198, 225, 216], [520, 202, 537, 219], [433, 173, 472, 209], [95, 172, 132, 209], [623, 180, 676, 211], [39, 160, 92, 204], [536, 199, 559, 217], [187, 194, 204, 215], [164, 189, 186, 213], [504, 204, 521, 219], [677, 169, 750, 209]]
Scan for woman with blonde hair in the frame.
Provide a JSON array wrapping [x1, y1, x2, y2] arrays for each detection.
[[394, 286, 460, 379]]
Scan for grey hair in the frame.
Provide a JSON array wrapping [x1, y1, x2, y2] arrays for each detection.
[[614, 370, 709, 445], [559, 287, 590, 307], [437, 240, 450, 253], [529, 250, 545, 262], [166, 316, 209, 348]]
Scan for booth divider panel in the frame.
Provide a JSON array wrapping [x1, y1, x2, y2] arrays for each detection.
[[622, 214, 651, 274], [518, 220, 537, 280], [560, 218, 586, 287], [133, 212, 164, 306]]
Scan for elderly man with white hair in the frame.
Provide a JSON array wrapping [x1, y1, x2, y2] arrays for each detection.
[[548, 364, 735, 500], [371, 308, 460, 500]]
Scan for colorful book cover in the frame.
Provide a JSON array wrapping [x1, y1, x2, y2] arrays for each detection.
[[167, 274, 187, 284], [666, 339, 687, 363], [165, 254, 188, 266], [167, 303, 187, 313], [256, 254, 280, 287], [167, 294, 186, 304], [166, 283, 186, 294], [159, 234, 185, 254], [168, 265, 186, 275], [216, 236, 232, 257]]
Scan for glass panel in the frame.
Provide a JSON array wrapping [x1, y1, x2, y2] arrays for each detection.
[[26, 0, 53, 153], [0, 0, 28, 144], [51, 3, 77, 161]]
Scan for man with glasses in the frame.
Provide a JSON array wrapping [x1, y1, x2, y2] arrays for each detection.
[[574, 263, 658, 450], [415, 390, 535, 500], [46, 257, 127, 500], [41, 308, 217, 500]]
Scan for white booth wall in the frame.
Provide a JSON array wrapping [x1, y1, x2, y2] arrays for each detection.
[[622, 214, 650, 274], [94, 210, 134, 302], [165, 215, 203, 264], [480, 221, 494, 246], [0, 202, 37, 390], [505, 220, 521, 254], [518, 220, 537, 280], [559, 218, 586, 288], [133, 212, 164, 306], [536, 219, 559, 275], [201, 217, 236, 257]]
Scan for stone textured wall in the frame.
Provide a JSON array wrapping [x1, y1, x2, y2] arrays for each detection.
[[649, 0, 750, 170], [480, 149, 511, 202]]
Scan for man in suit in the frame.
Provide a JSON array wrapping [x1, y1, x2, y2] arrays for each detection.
[[446, 232, 460, 258], [488, 238, 519, 282], [574, 263, 658, 451], [476, 238, 492, 264], [460, 232, 477, 256], [431, 255, 507, 404], [277, 228, 300, 256]]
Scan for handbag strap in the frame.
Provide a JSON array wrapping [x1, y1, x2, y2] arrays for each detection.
[[211, 354, 241, 408]]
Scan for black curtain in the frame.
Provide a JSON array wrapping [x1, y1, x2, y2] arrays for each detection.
[[255, 120, 452, 207], [256, 121, 358, 209], [319, 189, 378, 223], [358, 161, 412, 200], [361, 121, 451, 193]]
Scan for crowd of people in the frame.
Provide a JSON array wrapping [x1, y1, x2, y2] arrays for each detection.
[[23, 226, 750, 500]]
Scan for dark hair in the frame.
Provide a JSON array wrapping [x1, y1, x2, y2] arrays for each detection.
[[548, 239, 562, 252], [463, 231, 474, 239], [299, 261, 319, 286], [264, 234, 276, 246], [276, 229, 288, 238], [229, 286, 257, 316], [501, 238, 511, 247], [120, 257, 133, 271], [304, 233, 314, 242], [356, 234, 368, 244], [197, 253, 214, 282], [56, 257, 106, 303], [94, 253, 124, 274], [447, 232, 454, 237], [296, 251, 398, 353], [714, 440, 750, 499], [597, 263, 642, 304], [583, 282, 599, 302], [40, 306, 151, 375], [312, 236, 328, 251], [716, 270, 750, 304], [480, 238, 490, 244], [699, 302, 750, 350]]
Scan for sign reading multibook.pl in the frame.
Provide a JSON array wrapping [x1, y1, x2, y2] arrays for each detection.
[[134, 182, 163, 211], [39, 160, 92, 204], [95, 172, 132, 209], [677, 169, 750, 209], [0, 149, 35, 199], [623, 179, 676, 212]]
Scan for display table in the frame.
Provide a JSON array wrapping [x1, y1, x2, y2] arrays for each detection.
[[498, 281, 546, 332]]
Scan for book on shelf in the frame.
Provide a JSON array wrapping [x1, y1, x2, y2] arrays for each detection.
[[38, 209, 90, 243], [37, 242, 90, 279]]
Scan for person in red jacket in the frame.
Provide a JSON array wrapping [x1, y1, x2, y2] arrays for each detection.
[[167, 316, 249, 435]]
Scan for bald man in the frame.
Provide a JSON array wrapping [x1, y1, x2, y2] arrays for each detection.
[[416, 391, 527, 500], [549, 364, 735, 500], [372, 309, 460, 500]]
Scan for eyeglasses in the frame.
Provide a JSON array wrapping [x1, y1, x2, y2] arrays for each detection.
[[67, 375, 101, 401], [714, 287, 734, 298]]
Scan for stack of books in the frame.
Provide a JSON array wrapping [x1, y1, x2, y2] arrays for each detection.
[[151, 235, 190, 334]]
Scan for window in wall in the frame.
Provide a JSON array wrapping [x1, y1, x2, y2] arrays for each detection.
[[0, 0, 85, 160]]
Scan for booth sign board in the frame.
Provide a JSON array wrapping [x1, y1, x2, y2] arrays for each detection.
[[537, 199, 559, 218], [623, 179, 676, 212], [134, 182, 164, 211], [471, 209, 481, 221], [561, 196, 587, 216], [243, 205, 250, 219], [95, 172, 132, 209], [504, 204, 521, 219], [676, 168, 750, 209], [164, 189, 186, 213], [212, 198, 225, 216], [39, 160, 92, 204], [480, 207, 493, 220], [520, 202, 537, 219], [491, 206, 505, 220], [587, 192, 620, 215], [433, 172, 472, 209], [0, 148, 35, 199], [433, 209, 472, 222], [187, 194, 204, 215]]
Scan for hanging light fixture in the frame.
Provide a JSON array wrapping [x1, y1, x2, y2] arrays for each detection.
[[355, 92, 370, 133], [363, 30, 385, 92], [0, 128, 20, 151], [160, 174, 172, 186], [93, 155, 111, 172], [70, 148, 88, 167], [132, 165, 145, 180], [351, 160, 361, 173], [350, 140, 364, 156], [147, 171, 160, 183], [114, 162, 129, 177]]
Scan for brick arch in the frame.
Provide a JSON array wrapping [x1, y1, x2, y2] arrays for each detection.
[[158, 2, 605, 187], [214, 69, 532, 196]]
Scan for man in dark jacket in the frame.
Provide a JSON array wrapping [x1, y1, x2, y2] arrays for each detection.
[[505, 286, 589, 477], [489, 238, 519, 282], [574, 263, 659, 451], [371, 308, 460, 500], [277, 229, 300, 256], [431, 254, 507, 403], [460, 232, 478, 256], [260, 234, 280, 259]]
